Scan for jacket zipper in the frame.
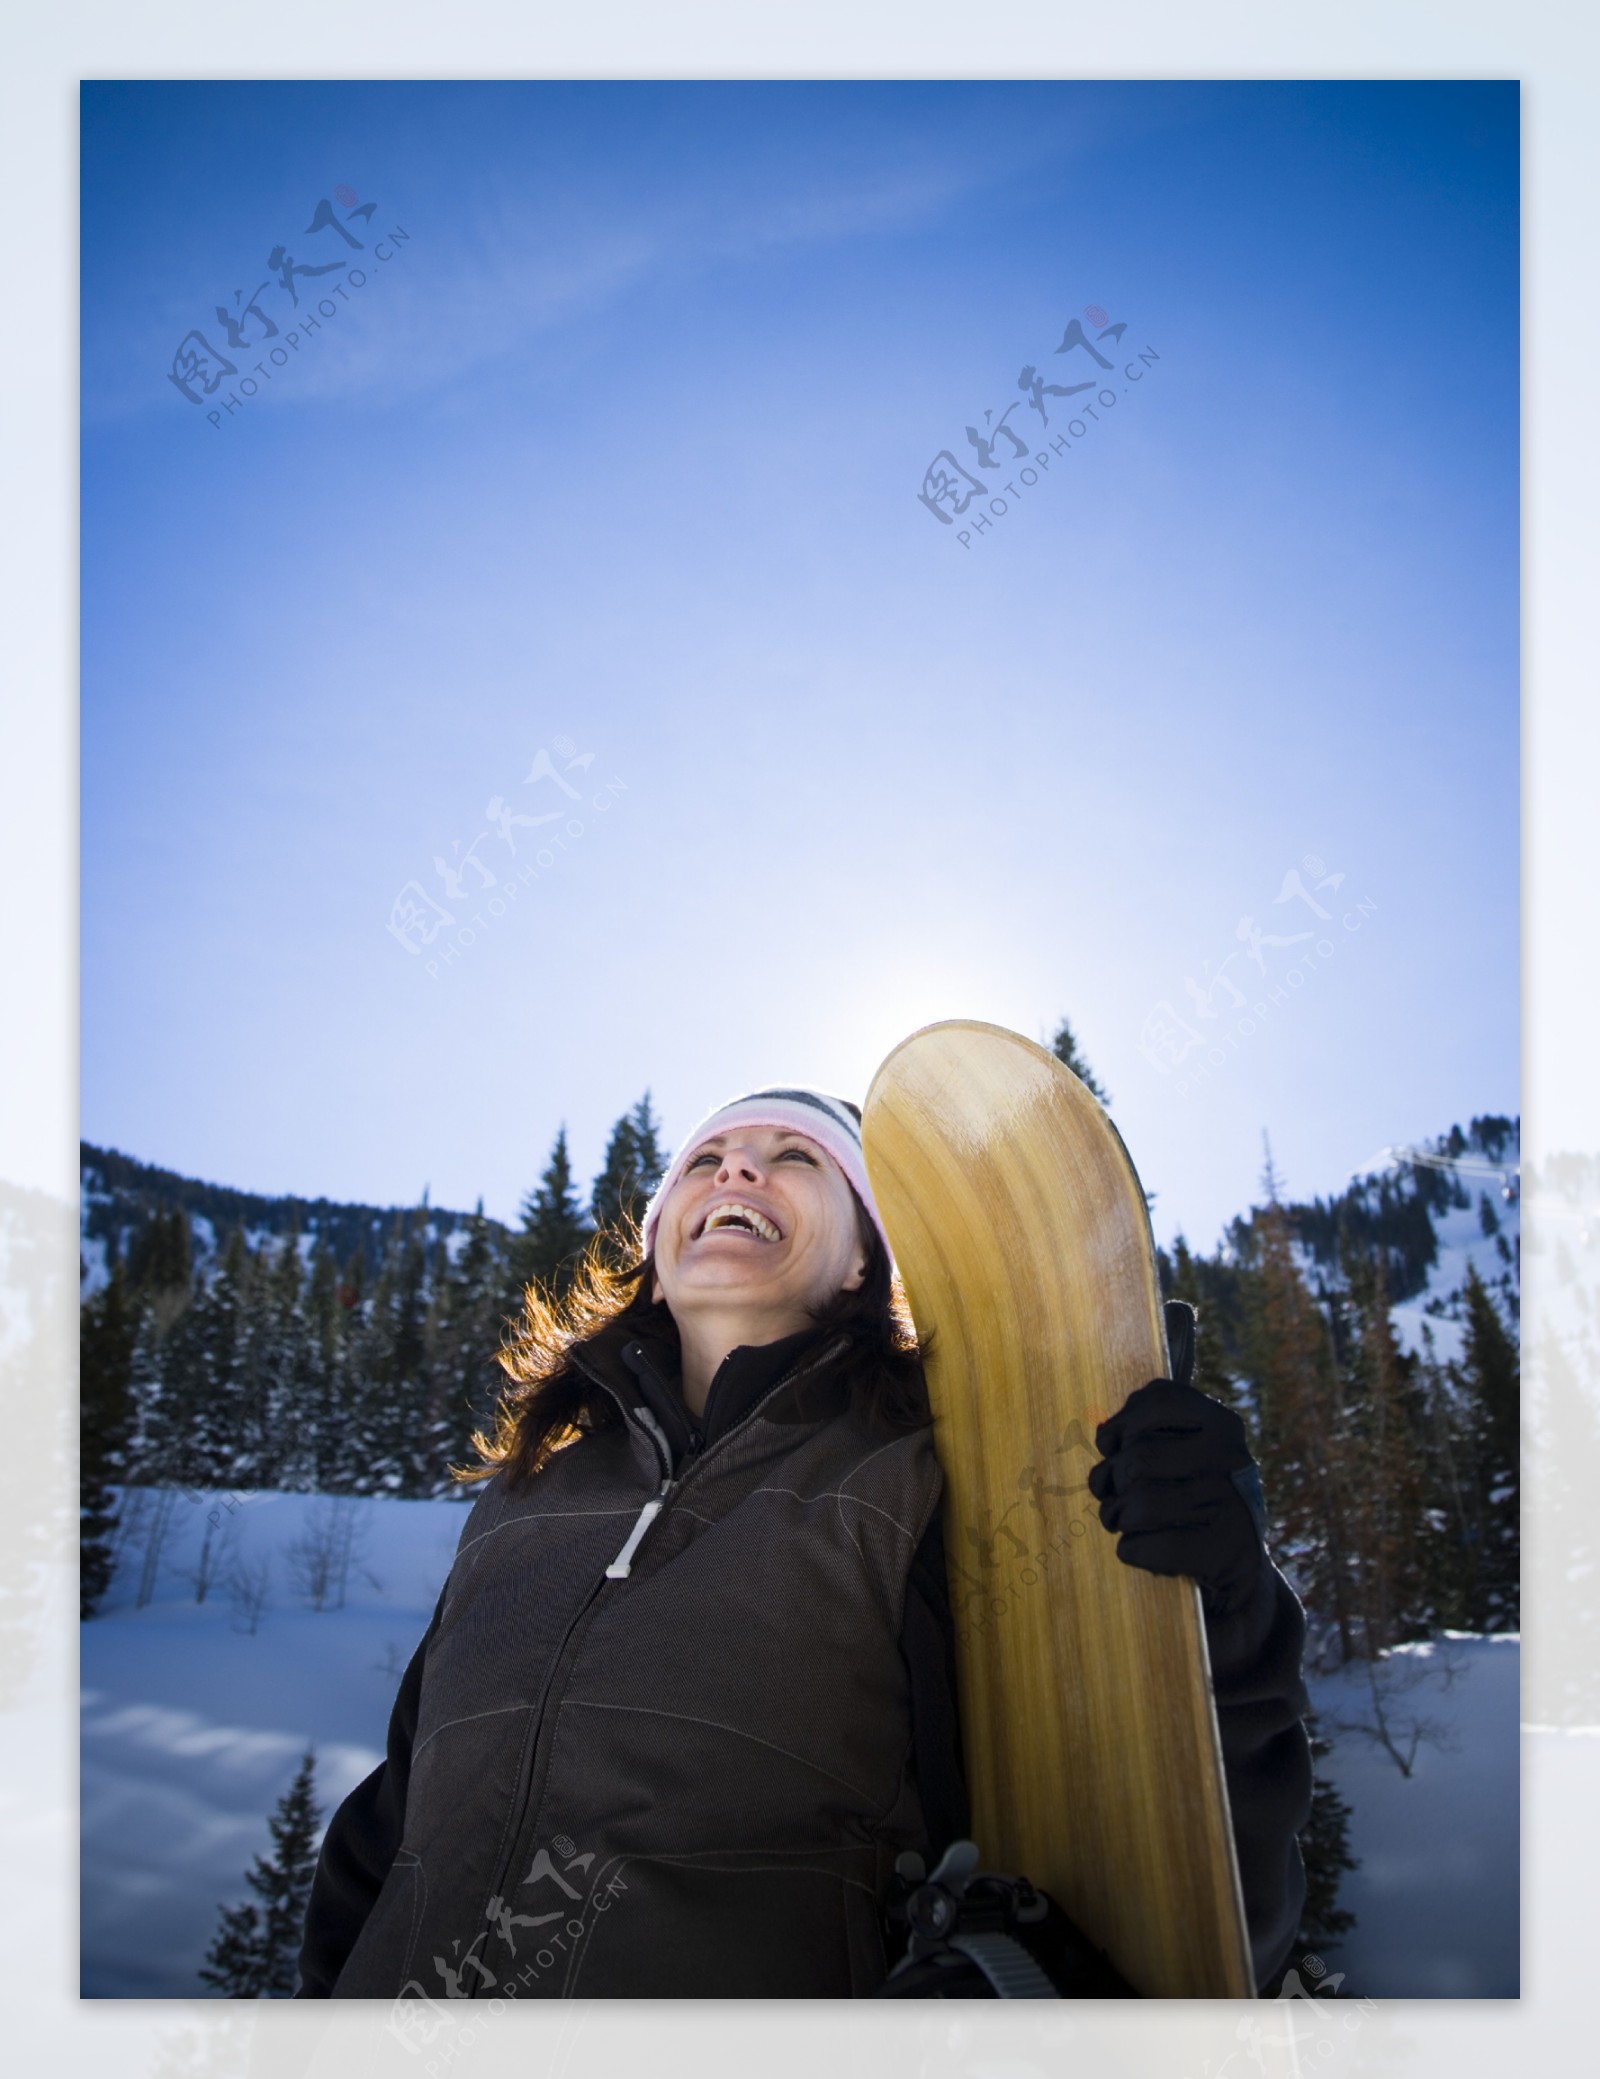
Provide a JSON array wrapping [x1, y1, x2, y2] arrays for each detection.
[[467, 1333, 849, 1991], [605, 1404, 675, 1577]]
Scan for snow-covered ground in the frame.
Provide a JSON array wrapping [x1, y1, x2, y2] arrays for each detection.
[[80, 1488, 467, 1997], [1305, 1632, 1520, 1997], [82, 1487, 1521, 1999]]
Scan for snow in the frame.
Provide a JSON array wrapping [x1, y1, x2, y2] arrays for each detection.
[[1288, 1239, 1322, 1291], [83, 1487, 1521, 2000], [440, 1224, 476, 1266], [1389, 1190, 1520, 1365], [78, 1232, 108, 1302], [76, 1179, 487, 1308], [80, 1486, 467, 1997], [1305, 1631, 1520, 1997]]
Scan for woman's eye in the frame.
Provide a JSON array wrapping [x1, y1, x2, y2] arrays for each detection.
[[687, 1146, 813, 1168]]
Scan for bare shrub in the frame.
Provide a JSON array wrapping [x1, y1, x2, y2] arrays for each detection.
[[285, 1497, 367, 1613]]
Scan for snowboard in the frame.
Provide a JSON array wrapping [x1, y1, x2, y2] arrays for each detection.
[[862, 1019, 1255, 1998]]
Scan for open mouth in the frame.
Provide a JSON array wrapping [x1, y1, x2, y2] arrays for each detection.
[[694, 1201, 784, 1243]]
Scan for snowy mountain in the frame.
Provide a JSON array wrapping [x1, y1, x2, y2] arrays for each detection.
[[80, 1141, 500, 1302], [84, 1116, 1521, 1324], [1279, 1114, 1521, 1353]]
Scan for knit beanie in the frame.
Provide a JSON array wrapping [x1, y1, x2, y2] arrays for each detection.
[[639, 1087, 893, 1265]]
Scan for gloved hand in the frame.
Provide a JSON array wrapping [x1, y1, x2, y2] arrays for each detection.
[[1085, 1301, 1269, 1621]]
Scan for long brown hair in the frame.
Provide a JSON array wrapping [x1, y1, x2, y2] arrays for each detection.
[[453, 1194, 930, 1493]]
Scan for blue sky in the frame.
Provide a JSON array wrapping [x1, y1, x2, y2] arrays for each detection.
[[80, 79, 1518, 1253]]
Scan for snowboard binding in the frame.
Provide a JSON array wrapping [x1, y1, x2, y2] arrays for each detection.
[[876, 1841, 1135, 1999]]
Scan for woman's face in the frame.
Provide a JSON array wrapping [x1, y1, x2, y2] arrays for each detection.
[[651, 1125, 868, 1322]]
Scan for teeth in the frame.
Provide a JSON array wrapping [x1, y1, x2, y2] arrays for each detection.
[[703, 1202, 782, 1242]]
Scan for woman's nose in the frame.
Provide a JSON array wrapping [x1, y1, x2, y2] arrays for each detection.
[[718, 1146, 762, 1180]]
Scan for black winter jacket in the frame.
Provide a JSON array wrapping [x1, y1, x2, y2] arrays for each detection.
[[296, 1320, 1311, 1998]]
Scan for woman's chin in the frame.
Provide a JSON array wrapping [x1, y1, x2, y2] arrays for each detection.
[[667, 1254, 786, 1301], [679, 1263, 777, 1290]]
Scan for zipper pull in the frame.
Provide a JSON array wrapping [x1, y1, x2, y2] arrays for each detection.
[[630, 1402, 675, 1480], [605, 1483, 670, 1579]]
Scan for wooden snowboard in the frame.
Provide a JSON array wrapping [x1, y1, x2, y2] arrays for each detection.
[[863, 1019, 1254, 1998]]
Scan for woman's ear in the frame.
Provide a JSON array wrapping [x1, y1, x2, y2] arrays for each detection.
[[843, 1253, 868, 1293]]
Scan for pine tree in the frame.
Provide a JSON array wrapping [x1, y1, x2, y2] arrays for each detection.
[[591, 1090, 668, 1240], [126, 1205, 192, 1300], [110, 1209, 196, 1504], [1452, 1261, 1520, 1630], [406, 1202, 480, 1497], [433, 1200, 513, 1488], [390, 1205, 429, 1392], [135, 1234, 253, 1493], [1336, 1238, 1430, 1649], [199, 1749, 323, 1997], [510, 1127, 592, 1307], [80, 1263, 141, 1616], [1048, 1018, 1111, 1107], [1411, 1325, 1481, 1632], [198, 1895, 271, 1999], [216, 1227, 273, 1489], [270, 1230, 351, 1495], [299, 1243, 349, 1493], [630, 1092, 667, 1199], [1166, 1236, 1243, 1407], [252, 1228, 306, 1490], [1238, 1188, 1360, 1657], [345, 1210, 434, 1495], [336, 1246, 365, 1316]]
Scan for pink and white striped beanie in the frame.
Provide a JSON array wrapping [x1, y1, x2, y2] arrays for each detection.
[[640, 1087, 893, 1265]]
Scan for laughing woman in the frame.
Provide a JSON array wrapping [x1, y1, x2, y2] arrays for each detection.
[[295, 1087, 1312, 2000]]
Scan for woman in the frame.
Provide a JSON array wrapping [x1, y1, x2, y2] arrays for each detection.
[[296, 1087, 1312, 2001]]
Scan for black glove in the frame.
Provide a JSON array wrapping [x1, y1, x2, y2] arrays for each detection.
[[1085, 1301, 1268, 1621]]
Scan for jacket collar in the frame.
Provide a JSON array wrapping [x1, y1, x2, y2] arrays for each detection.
[[570, 1314, 849, 1476]]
